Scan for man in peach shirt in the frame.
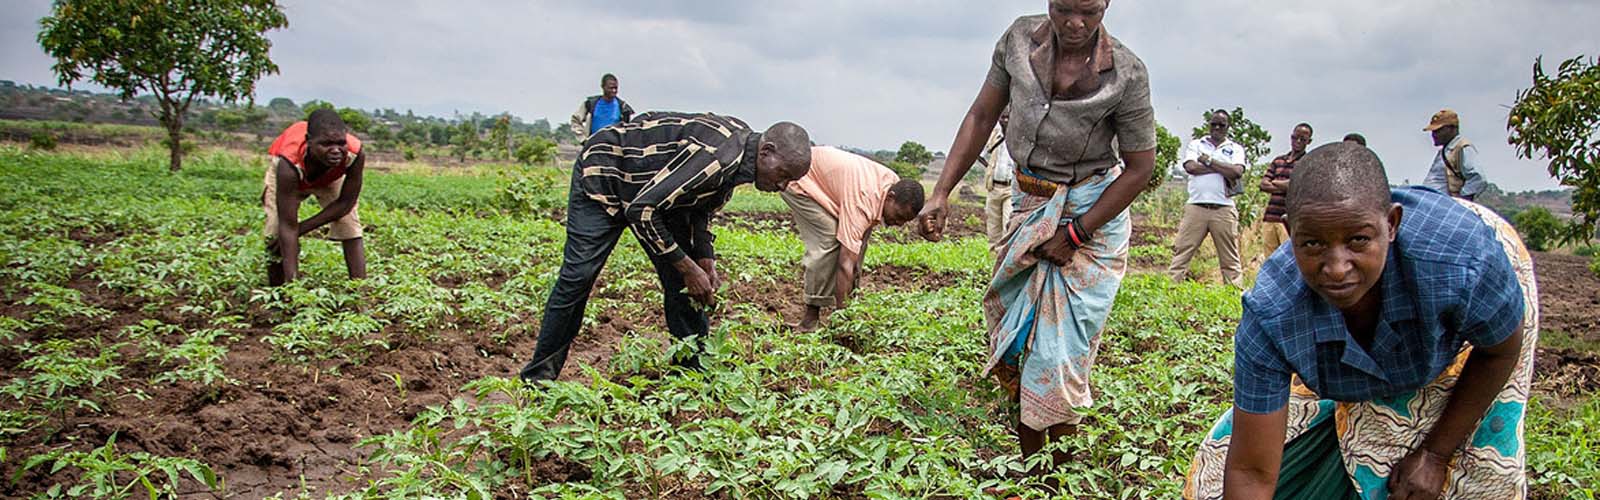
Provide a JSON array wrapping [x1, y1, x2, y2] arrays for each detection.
[[782, 146, 925, 330]]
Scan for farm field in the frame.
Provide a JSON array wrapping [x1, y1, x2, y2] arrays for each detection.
[[0, 144, 1595, 499]]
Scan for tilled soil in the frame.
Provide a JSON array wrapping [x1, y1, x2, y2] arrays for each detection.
[[0, 259, 964, 498]]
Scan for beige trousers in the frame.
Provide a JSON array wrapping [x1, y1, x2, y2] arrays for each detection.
[[1167, 204, 1242, 287], [782, 190, 842, 307], [1260, 220, 1290, 256], [984, 178, 1013, 257]]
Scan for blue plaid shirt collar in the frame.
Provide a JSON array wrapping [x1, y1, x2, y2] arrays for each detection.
[[1298, 248, 1419, 382]]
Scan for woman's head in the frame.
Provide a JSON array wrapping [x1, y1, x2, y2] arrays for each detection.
[[1047, 0, 1108, 49], [1286, 143, 1402, 312]]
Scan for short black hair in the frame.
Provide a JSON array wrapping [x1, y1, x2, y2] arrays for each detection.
[[1342, 133, 1367, 146], [1295, 122, 1313, 135], [306, 108, 348, 138], [601, 73, 618, 85], [764, 122, 812, 175], [888, 179, 925, 213], [1286, 143, 1391, 223]]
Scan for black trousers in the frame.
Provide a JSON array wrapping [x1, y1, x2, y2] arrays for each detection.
[[519, 168, 709, 382]]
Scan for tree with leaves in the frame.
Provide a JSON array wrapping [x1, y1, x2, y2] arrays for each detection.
[[38, 0, 287, 172], [489, 115, 514, 160], [1151, 124, 1182, 191], [1511, 206, 1563, 252], [452, 121, 480, 162], [336, 107, 371, 134], [1508, 55, 1600, 244], [301, 100, 334, 116], [896, 141, 933, 166]]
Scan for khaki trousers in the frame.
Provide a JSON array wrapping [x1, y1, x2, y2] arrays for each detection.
[[782, 190, 842, 307], [1260, 220, 1290, 256], [1167, 204, 1242, 287], [984, 178, 1014, 257]]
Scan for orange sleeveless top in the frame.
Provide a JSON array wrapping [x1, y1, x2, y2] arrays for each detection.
[[267, 121, 362, 190]]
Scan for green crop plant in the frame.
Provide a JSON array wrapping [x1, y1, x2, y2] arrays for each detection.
[[2, 335, 125, 433], [123, 320, 237, 387], [18, 435, 221, 499], [17, 283, 111, 331]]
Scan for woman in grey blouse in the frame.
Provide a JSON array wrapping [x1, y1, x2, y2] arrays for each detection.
[[915, 0, 1158, 485]]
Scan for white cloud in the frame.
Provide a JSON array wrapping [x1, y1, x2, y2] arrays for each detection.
[[2, 0, 1593, 191]]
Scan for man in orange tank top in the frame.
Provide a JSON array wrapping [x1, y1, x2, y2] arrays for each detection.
[[263, 109, 367, 285]]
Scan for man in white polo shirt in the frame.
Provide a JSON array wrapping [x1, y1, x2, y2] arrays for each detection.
[[1167, 110, 1246, 287]]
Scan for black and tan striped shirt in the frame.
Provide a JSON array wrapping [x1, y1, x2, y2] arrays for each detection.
[[578, 111, 758, 262]]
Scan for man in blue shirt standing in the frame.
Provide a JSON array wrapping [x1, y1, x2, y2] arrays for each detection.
[[570, 73, 635, 139], [1422, 109, 1488, 201]]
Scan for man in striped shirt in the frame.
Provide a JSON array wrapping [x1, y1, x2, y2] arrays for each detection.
[[1258, 123, 1312, 256], [520, 112, 813, 382]]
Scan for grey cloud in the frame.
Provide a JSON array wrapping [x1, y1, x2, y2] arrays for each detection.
[[1, 0, 1592, 191]]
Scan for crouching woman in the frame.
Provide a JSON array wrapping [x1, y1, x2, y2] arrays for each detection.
[[1184, 143, 1538, 500]]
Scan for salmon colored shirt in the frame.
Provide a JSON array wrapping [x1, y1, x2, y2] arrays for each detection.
[[268, 121, 363, 191], [788, 146, 900, 254]]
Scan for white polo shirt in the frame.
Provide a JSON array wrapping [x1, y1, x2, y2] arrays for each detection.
[[1182, 137, 1246, 206]]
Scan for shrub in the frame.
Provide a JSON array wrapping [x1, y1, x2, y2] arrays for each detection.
[[887, 160, 923, 180], [514, 137, 557, 166], [1590, 252, 1600, 278], [496, 165, 567, 214], [29, 132, 57, 150], [1512, 207, 1563, 252]]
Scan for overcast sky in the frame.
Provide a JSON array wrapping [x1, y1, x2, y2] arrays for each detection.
[[3, 0, 1594, 192]]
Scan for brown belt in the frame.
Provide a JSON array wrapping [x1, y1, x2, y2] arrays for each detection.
[[1015, 169, 1109, 197]]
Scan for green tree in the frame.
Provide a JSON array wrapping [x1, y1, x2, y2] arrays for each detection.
[[514, 136, 557, 166], [1508, 55, 1600, 244], [488, 114, 514, 160], [38, 0, 287, 172], [895, 141, 933, 166], [336, 107, 371, 134], [1512, 206, 1563, 252], [301, 100, 334, 116], [884, 161, 922, 180], [1189, 107, 1272, 164], [451, 121, 479, 162], [1151, 123, 1181, 191], [266, 97, 296, 112], [210, 109, 245, 131], [398, 122, 429, 145]]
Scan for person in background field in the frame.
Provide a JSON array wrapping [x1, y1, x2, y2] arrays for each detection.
[[1258, 123, 1312, 257], [569, 73, 635, 139], [1167, 110, 1246, 287], [264, 108, 367, 286], [979, 108, 1016, 257], [1184, 142, 1536, 500], [914, 0, 1159, 490], [1342, 133, 1367, 147], [784, 146, 925, 331], [1423, 109, 1487, 201], [520, 112, 812, 383]]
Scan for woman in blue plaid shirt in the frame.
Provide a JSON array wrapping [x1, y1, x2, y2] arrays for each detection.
[[1185, 143, 1538, 500]]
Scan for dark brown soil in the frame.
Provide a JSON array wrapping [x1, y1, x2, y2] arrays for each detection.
[[0, 258, 962, 498], [1528, 252, 1600, 399], [1531, 252, 1600, 342]]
